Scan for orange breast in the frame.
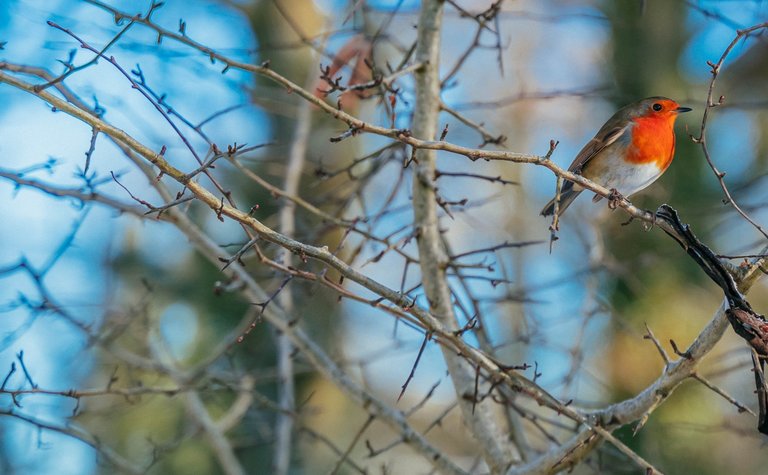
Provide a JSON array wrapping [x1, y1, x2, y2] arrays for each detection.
[[626, 115, 677, 171]]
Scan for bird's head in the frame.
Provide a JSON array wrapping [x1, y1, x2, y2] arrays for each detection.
[[634, 97, 692, 122]]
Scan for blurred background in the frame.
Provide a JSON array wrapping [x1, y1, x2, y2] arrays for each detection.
[[0, 0, 767, 473]]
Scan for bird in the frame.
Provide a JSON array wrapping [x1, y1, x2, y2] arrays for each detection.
[[540, 97, 691, 218]]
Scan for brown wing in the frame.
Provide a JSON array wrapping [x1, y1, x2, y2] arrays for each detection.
[[567, 125, 628, 173]]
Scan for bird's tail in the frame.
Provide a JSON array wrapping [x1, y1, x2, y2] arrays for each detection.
[[540, 189, 582, 217]]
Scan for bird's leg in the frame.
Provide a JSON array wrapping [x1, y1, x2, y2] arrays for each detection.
[[607, 188, 625, 210]]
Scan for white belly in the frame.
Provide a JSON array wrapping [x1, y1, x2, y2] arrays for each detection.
[[581, 150, 664, 197]]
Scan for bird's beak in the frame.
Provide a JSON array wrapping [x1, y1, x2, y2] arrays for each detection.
[[675, 106, 692, 113]]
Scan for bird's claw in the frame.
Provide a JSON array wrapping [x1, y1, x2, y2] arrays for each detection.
[[607, 188, 624, 210]]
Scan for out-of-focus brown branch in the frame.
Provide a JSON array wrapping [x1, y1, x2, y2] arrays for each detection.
[[183, 390, 246, 475], [0, 169, 147, 217], [272, 71, 313, 475], [0, 410, 143, 474]]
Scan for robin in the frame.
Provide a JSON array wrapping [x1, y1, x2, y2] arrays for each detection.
[[541, 97, 691, 218]]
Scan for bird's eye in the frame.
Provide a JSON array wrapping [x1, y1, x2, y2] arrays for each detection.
[[652, 103, 663, 112]]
